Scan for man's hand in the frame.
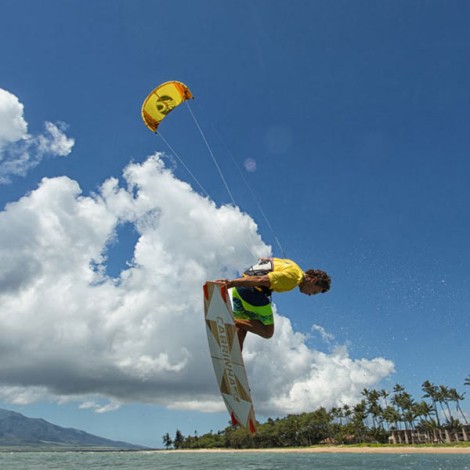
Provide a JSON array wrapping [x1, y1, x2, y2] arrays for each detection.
[[213, 276, 271, 290]]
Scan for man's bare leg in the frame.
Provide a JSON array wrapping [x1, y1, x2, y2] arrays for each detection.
[[235, 319, 274, 350]]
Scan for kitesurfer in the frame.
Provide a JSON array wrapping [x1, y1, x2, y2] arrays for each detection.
[[219, 258, 331, 350]]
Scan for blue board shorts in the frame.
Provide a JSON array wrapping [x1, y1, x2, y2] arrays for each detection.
[[231, 287, 274, 326]]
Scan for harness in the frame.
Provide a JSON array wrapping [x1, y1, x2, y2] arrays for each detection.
[[243, 259, 274, 297], [243, 258, 273, 277]]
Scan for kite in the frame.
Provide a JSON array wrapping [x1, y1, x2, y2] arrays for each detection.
[[141, 81, 193, 133]]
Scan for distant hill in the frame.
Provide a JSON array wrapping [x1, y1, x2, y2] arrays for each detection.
[[0, 408, 146, 450]]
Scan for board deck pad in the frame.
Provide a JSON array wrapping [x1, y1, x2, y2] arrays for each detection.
[[203, 281, 257, 433]]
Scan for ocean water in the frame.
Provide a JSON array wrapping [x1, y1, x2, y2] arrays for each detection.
[[0, 451, 469, 470]]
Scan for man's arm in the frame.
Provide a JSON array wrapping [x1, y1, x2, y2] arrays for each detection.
[[223, 275, 271, 289]]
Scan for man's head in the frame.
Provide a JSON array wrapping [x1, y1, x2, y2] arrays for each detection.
[[299, 269, 331, 296]]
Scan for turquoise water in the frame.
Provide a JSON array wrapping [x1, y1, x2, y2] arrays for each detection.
[[0, 451, 469, 470]]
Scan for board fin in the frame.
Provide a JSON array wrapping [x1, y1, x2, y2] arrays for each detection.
[[249, 419, 256, 433], [220, 285, 228, 303], [231, 412, 238, 426]]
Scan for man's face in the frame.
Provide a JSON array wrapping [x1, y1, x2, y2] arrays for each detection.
[[299, 278, 325, 296]]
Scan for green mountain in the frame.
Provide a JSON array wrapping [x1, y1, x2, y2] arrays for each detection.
[[0, 408, 146, 450]]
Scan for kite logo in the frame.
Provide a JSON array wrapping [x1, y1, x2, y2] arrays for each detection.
[[155, 95, 175, 115]]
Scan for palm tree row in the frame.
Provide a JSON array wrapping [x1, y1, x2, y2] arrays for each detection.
[[339, 380, 469, 444], [164, 376, 470, 448]]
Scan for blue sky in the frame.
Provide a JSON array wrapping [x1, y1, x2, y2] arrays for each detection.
[[1, 1, 469, 447]]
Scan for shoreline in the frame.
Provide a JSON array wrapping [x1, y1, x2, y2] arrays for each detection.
[[166, 446, 470, 454]]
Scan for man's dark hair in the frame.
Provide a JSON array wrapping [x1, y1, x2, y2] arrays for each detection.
[[305, 269, 331, 292]]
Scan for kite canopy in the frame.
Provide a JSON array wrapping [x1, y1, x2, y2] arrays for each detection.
[[141, 81, 193, 133]]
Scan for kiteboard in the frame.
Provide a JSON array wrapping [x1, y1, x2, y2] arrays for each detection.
[[203, 281, 257, 433]]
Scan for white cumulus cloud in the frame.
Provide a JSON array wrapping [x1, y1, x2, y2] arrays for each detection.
[[0, 88, 74, 183], [0, 151, 394, 417], [36, 121, 75, 157], [0, 89, 28, 146]]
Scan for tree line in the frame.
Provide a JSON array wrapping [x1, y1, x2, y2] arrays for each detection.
[[162, 376, 470, 449]]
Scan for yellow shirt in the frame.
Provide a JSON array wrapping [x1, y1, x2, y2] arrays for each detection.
[[267, 258, 305, 293]]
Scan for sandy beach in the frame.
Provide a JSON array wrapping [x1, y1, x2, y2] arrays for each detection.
[[169, 446, 470, 454]]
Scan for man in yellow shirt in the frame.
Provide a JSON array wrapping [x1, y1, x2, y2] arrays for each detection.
[[221, 258, 331, 350]]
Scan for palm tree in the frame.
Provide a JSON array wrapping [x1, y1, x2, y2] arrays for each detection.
[[361, 388, 375, 428], [342, 404, 352, 424], [162, 432, 173, 449], [382, 406, 401, 444], [412, 401, 434, 443], [439, 385, 455, 422], [173, 429, 184, 449], [392, 385, 413, 427], [392, 384, 416, 443], [330, 407, 343, 426], [422, 380, 441, 427], [369, 389, 384, 430], [380, 389, 390, 408], [383, 406, 401, 429], [393, 384, 405, 394], [352, 400, 368, 442], [414, 400, 434, 423], [465, 375, 470, 387], [448, 388, 468, 424]]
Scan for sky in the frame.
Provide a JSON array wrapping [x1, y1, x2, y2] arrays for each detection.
[[0, 0, 469, 448]]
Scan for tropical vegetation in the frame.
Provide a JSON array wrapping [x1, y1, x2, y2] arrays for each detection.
[[163, 377, 470, 449]]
